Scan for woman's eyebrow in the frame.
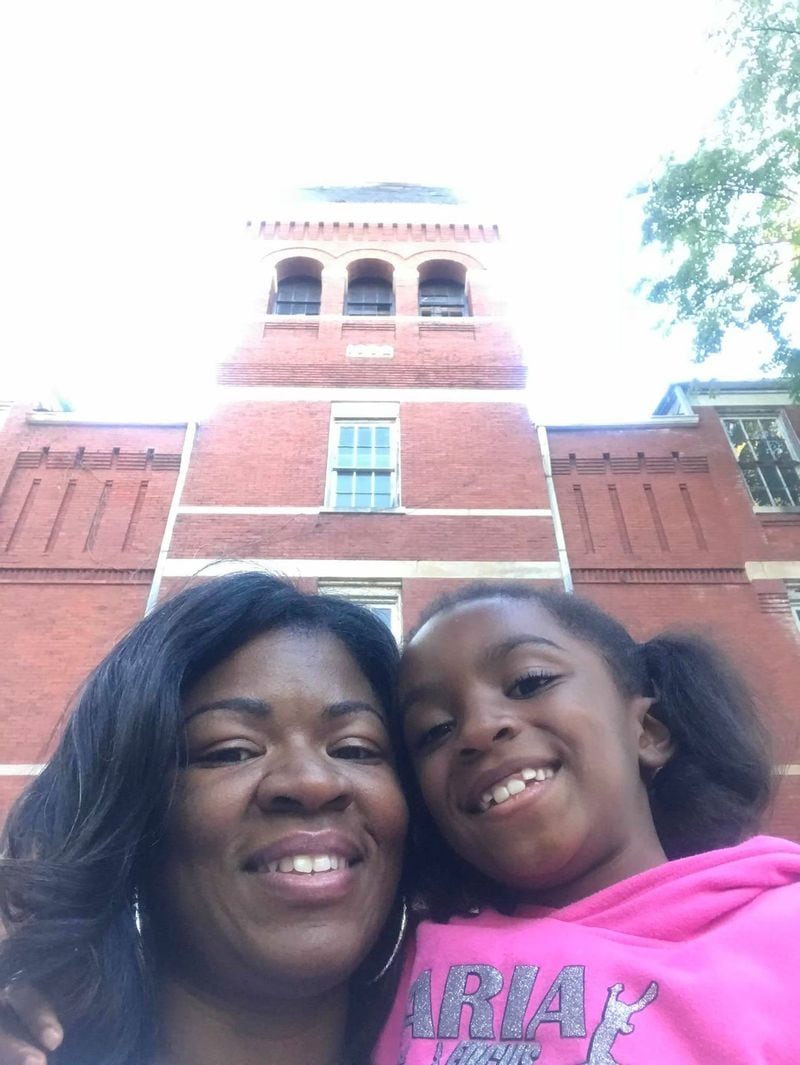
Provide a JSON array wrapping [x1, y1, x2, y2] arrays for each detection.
[[323, 700, 386, 724], [482, 634, 565, 665], [184, 697, 271, 723]]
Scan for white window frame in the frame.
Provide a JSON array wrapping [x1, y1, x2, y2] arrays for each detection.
[[317, 581, 403, 640], [325, 402, 400, 511], [788, 584, 800, 634], [720, 409, 800, 511]]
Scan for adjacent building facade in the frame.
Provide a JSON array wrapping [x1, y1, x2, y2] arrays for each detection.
[[1, 185, 799, 834]]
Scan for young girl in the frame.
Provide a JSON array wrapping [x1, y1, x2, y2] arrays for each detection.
[[376, 583, 800, 1064]]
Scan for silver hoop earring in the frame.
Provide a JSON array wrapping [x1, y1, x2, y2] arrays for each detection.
[[132, 887, 143, 937], [368, 897, 408, 984]]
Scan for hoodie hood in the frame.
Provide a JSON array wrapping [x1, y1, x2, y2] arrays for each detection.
[[512, 835, 800, 939]]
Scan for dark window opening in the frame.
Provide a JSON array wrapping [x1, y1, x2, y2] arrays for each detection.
[[275, 275, 321, 315], [419, 278, 467, 317], [345, 277, 394, 316]]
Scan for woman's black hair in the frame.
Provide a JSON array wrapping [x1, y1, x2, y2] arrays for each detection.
[[398, 582, 774, 921], [0, 570, 403, 1065]]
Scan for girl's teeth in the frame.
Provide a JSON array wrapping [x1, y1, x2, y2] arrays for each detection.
[[480, 767, 557, 809], [266, 854, 344, 874]]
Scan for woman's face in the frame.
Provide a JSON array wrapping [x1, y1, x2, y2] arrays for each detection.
[[151, 627, 407, 1002]]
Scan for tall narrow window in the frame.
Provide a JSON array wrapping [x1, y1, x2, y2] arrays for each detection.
[[345, 277, 394, 316], [329, 420, 398, 509], [419, 277, 467, 317], [274, 275, 321, 315], [721, 413, 800, 507]]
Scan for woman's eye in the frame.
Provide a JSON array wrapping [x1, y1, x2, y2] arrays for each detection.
[[190, 746, 260, 766], [332, 742, 384, 762], [412, 720, 454, 753], [506, 671, 557, 699]]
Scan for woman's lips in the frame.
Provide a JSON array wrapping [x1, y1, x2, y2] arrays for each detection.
[[247, 862, 361, 905], [242, 829, 365, 905], [243, 829, 363, 872]]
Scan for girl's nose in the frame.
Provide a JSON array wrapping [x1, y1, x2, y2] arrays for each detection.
[[457, 702, 520, 760]]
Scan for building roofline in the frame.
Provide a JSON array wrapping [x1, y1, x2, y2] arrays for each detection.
[[543, 415, 699, 431], [654, 378, 792, 415], [26, 412, 189, 428]]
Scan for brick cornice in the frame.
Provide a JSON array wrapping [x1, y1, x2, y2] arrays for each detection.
[[0, 567, 153, 584], [572, 567, 748, 585]]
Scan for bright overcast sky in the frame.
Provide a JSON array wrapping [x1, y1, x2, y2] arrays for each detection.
[[2, 0, 772, 424]]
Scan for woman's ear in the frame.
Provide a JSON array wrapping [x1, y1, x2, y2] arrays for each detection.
[[632, 696, 675, 771]]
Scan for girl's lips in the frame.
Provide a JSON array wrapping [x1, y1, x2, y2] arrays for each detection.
[[473, 771, 559, 820], [463, 759, 561, 813]]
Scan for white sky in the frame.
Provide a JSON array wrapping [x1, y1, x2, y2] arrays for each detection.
[[1, 0, 775, 424]]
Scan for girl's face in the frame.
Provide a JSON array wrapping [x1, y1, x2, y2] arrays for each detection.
[[400, 598, 672, 907], [152, 628, 408, 1001]]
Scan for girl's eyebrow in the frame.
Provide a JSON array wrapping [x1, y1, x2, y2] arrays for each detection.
[[400, 636, 565, 716], [399, 682, 442, 717], [481, 634, 565, 665]]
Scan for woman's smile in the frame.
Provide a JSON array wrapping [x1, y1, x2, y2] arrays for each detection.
[[242, 829, 368, 905]]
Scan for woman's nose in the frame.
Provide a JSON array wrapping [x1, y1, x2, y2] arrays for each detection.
[[254, 748, 353, 813], [457, 702, 520, 760]]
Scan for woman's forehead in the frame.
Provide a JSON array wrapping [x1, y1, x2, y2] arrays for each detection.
[[186, 628, 375, 709]]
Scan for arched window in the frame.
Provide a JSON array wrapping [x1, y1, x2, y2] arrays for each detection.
[[274, 275, 321, 315], [419, 277, 467, 317], [345, 277, 394, 316]]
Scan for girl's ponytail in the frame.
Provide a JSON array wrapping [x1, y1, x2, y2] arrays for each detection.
[[640, 634, 773, 858]]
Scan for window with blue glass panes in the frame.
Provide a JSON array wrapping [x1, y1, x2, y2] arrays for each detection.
[[332, 422, 396, 509]]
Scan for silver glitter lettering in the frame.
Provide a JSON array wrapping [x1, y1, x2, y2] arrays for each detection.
[[406, 968, 436, 1039], [500, 965, 539, 1039], [444, 1044, 543, 1065], [438, 964, 504, 1039], [525, 965, 586, 1039]]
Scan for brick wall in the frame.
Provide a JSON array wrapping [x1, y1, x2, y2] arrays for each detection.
[[2, 205, 798, 849]]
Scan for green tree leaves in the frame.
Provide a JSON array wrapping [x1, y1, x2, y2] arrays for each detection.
[[639, 0, 800, 395]]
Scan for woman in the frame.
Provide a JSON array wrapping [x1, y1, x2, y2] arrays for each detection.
[[0, 572, 408, 1065]]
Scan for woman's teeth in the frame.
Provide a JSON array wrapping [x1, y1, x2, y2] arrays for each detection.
[[479, 766, 556, 811], [264, 854, 348, 874]]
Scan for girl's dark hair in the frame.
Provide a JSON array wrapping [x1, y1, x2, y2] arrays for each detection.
[[0, 570, 402, 1065], [400, 582, 774, 920]]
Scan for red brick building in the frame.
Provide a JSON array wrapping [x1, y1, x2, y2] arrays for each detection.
[[1, 185, 799, 833]]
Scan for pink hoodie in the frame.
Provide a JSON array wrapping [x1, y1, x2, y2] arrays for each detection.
[[374, 836, 800, 1064]]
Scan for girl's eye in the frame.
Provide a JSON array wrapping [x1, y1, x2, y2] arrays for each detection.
[[189, 745, 260, 766], [506, 671, 558, 699], [412, 720, 454, 753], [331, 742, 384, 763]]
